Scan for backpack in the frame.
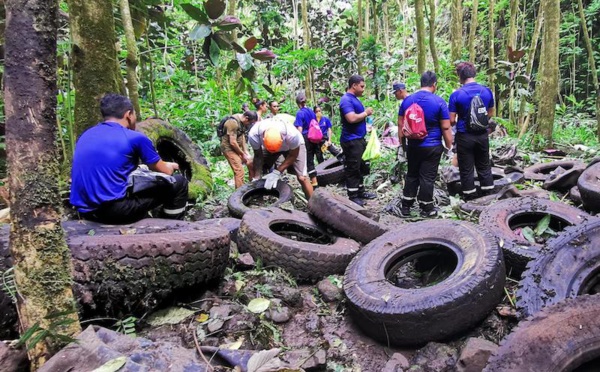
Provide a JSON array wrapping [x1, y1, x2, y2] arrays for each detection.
[[307, 118, 323, 143], [466, 91, 490, 133], [402, 102, 428, 140], [217, 116, 239, 137]]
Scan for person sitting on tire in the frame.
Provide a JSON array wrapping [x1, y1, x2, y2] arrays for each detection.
[[70, 93, 188, 224], [219, 111, 258, 188], [398, 71, 453, 218], [248, 116, 314, 199], [314, 105, 343, 164]]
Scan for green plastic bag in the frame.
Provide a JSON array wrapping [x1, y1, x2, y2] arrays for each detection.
[[362, 128, 382, 161]]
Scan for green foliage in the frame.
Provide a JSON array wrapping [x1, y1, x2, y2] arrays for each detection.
[[16, 310, 78, 350]]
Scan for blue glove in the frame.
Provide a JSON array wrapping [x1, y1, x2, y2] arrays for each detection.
[[263, 170, 281, 189]]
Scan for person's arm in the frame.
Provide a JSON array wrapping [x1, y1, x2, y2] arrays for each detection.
[[487, 107, 496, 118], [397, 115, 407, 154], [148, 160, 179, 175], [229, 133, 245, 156], [344, 107, 374, 124], [440, 119, 453, 149], [449, 112, 457, 126], [327, 128, 333, 144], [276, 147, 299, 173]]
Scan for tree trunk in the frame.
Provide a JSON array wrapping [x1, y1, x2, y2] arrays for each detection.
[[536, 0, 560, 146], [576, 0, 600, 140], [415, 0, 426, 73], [67, 0, 122, 136], [119, 0, 141, 117], [427, 0, 440, 73], [450, 0, 463, 63], [489, 0, 496, 104], [4, 0, 81, 368], [507, 0, 519, 59], [301, 0, 313, 102], [365, 0, 370, 36], [383, 2, 391, 53], [358, 0, 363, 75], [292, 0, 299, 49], [468, 0, 479, 62]]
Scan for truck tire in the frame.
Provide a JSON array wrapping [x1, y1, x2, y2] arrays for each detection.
[[227, 179, 294, 218]]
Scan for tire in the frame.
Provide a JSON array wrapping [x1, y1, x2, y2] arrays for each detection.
[[307, 188, 387, 244], [343, 220, 505, 346], [569, 185, 582, 204], [523, 159, 585, 181], [577, 162, 600, 212], [136, 118, 213, 200], [459, 185, 521, 216], [517, 218, 600, 318], [237, 208, 360, 281], [478, 197, 589, 277], [227, 179, 294, 218], [0, 225, 17, 339], [542, 166, 585, 191], [484, 295, 600, 372], [316, 158, 345, 186], [445, 168, 523, 196]]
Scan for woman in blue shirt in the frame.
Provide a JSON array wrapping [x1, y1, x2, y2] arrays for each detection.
[[314, 105, 343, 163]]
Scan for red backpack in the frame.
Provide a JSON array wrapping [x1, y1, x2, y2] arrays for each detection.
[[402, 102, 428, 140], [307, 118, 323, 143]]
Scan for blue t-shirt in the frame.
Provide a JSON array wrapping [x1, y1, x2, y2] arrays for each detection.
[[70, 122, 161, 213], [448, 82, 495, 133], [339, 93, 367, 143], [294, 107, 317, 136], [399, 90, 450, 147], [319, 117, 332, 137]]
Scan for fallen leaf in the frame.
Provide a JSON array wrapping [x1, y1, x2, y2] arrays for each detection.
[[119, 228, 137, 235], [196, 313, 209, 323], [147, 307, 196, 326], [91, 356, 127, 372], [207, 318, 225, 333], [235, 280, 245, 291], [247, 348, 282, 372], [248, 298, 270, 313], [219, 337, 244, 350]]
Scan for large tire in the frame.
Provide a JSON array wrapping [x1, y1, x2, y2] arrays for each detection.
[[136, 118, 213, 200], [542, 166, 584, 191], [0, 225, 17, 339], [523, 159, 585, 181], [446, 167, 523, 196], [237, 208, 360, 281], [316, 158, 345, 186], [517, 218, 600, 318], [569, 185, 582, 204], [459, 185, 521, 216], [577, 162, 600, 212], [307, 188, 387, 244], [484, 295, 600, 372], [227, 179, 294, 218], [478, 197, 589, 277], [344, 220, 505, 346]]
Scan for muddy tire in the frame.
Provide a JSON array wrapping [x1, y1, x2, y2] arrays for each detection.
[[484, 295, 600, 372], [344, 220, 505, 346], [569, 185, 582, 204], [0, 226, 17, 338], [523, 159, 585, 182], [517, 219, 600, 318], [237, 208, 360, 281], [446, 168, 523, 196], [136, 119, 212, 200], [542, 166, 584, 192], [227, 179, 294, 218], [478, 197, 589, 277], [307, 188, 387, 244], [316, 158, 345, 186], [70, 227, 230, 315], [577, 162, 600, 212]]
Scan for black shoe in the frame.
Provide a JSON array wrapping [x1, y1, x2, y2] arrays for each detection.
[[359, 191, 377, 199], [349, 197, 366, 207], [398, 207, 412, 218], [420, 208, 438, 218]]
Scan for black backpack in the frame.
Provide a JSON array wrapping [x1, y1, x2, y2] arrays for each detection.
[[466, 90, 490, 133], [217, 116, 239, 137]]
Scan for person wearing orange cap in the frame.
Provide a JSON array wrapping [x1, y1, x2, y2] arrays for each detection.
[[247, 115, 314, 199]]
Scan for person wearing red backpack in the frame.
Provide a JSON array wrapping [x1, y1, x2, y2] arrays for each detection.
[[448, 62, 495, 200], [294, 91, 320, 187], [397, 71, 453, 218]]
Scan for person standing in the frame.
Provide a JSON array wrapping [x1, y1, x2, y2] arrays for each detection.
[[339, 74, 377, 206], [265, 100, 281, 119], [219, 111, 258, 188], [314, 105, 342, 163], [392, 81, 409, 101], [253, 98, 269, 121], [397, 71, 453, 218], [294, 92, 320, 187], [449, 61, 495, 200]]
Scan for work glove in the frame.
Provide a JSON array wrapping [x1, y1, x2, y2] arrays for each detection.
[[263, 169, 281, 189]]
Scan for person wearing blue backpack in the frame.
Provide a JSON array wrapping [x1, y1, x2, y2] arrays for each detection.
[[449, 61, 495, 200], [396, 71, 453, 218], [294, 91, 320, 187]]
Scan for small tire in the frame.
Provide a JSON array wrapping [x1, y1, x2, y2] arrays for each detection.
[[523, 159, 585, 181], [517, 218, 600, 318], [136, 119, 213, 200], [237, 208, 360, 281], [577, 162, 600, 212], [227, 179, 294, 218], [316, 158, 345, 186], [478, 197, 589, 277], [484, 295, 600, 372], [343, 220, 505, 346]]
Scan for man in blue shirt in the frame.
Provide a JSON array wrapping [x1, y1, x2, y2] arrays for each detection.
[[339, 74, 376, 206], [397, 71, 453, 218], [448, 62, 495, 200], [294, 92, 319, 187], [70, 94, 188, 224]]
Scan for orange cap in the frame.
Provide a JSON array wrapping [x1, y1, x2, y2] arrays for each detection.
[[263, 127, 283, 152]]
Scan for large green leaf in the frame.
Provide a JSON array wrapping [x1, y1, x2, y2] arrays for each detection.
[[209, 40, 221, 65], [181, 4, 209, 23], [535, 215, 551, 236], [236, 53, 254, 71], [522, 227, 536, 244], [212, 31, 232, 50], [190, 24, 212, 40], [204, 0, 226, 20]]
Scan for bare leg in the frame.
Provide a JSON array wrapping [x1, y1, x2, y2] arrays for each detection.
[[297, 175, 314, 199]]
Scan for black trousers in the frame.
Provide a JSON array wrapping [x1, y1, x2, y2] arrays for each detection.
[[456, 132, 494, 196], [402, 145, 443, 205], [315, 138, 342, 164], [304, 134, 320, 178], [82, 174, 189, 224], [341, 138, 370, 197]]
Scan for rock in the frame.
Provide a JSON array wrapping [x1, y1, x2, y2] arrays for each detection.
[[382, 352, 410, 372], [0, 342, 28, 372], [223, 312, 257, 334], [236, 253, 255, 269], [275, 287, 303, 308], [456, 337, 498, 372], [283, 348, 327, 371], [497, 306, 518, 318], [317, 278, 342, 302], [411, 342, 459, 372], [210, 304, 233, 319], [304, 312, 321, 334], [268, 300, 291, 323]]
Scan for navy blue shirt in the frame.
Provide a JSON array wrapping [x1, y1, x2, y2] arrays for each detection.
[[319, 116, 332, 138], [399, 90, 450, 147], [339, 93, 367, 143], [294, 107, 317, 136], [70, 122, 161, 213], [449, 82, 495, 133]]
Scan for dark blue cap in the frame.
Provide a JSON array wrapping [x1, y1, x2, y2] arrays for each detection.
[[392, 82, 406, 92]]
